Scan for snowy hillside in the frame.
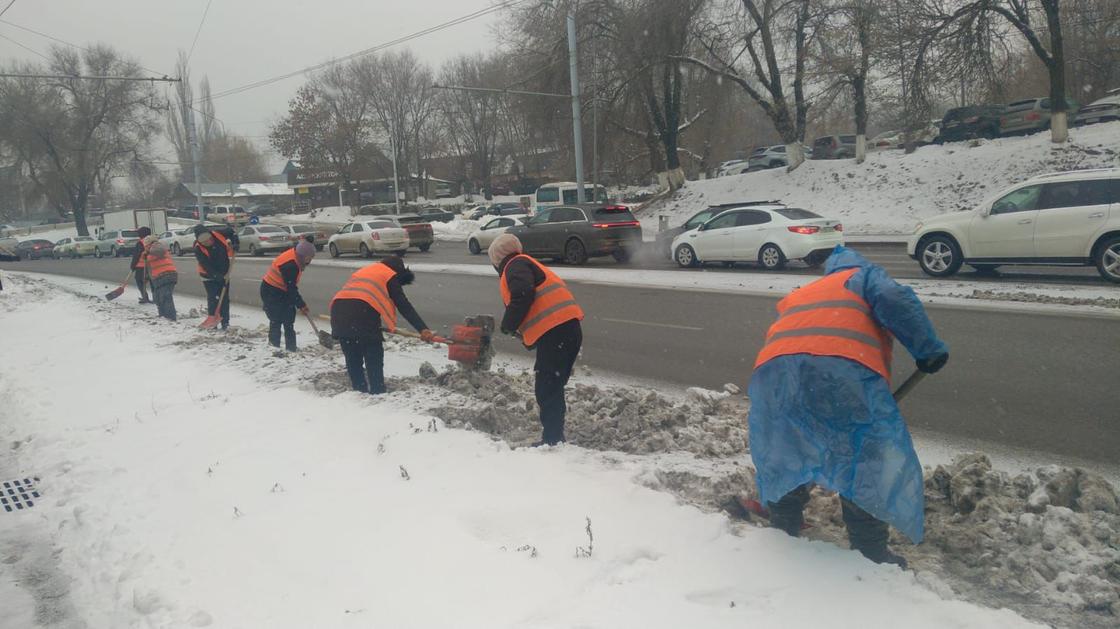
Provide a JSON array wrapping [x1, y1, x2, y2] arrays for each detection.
[[642, 122, 1120, 235]]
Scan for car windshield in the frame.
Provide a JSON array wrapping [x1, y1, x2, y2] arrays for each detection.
[[290, 224, 314, 232], [121, 230, 139, 237], [1006, 99, 1038, 111], [774, 208, 821, 220], [751, 148, 766, 155], [366, 222, 393, 230], [76, 237, 93, 242], [257, 226, 285, 234], [944, 107, 982, 121], [684, 209, 717, 229], [394, 216, 424, 225]]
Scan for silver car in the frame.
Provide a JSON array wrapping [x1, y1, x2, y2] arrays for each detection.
[[93, 229, 141, 258], [238, 225, 292, 256], [1000, 97, 1079, 135], [1075, 89, 1120, 126], [748, 145, 789, 170]]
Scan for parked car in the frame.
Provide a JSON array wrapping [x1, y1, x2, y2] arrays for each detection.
[[211, 205, 249, 227], [870, 130, 903, 149], [907, 168, 1120, 283], [716, 159, 748, 177], [671, 205, 843, 270], [0, 236, 18, 257], [327, 221, 410, 258], [277, 224, 329, 251], [368, 215, 434, 252], [16, 239, 55, 260], [812, 135, 858, 159], [748, 145, 789, 170], [93, 229, 141, 258], [655, 204, 748, 258], [1000, 97, 1079, 136], [505, 204, 642, 265], [157, 228, 199, 256], [416, 207, 457, 223], [238, 225, 292, 256], [1075, 89, 1120, 127], [53, 235, 96, 258], [176, 205, 213, 220], [468, 203, 525, 221], [248, 203, 277, 216], [467, 215, 527, 254], [937, 105, 1004, 142]]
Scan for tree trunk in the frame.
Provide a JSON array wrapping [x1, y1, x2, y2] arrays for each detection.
[[1044, 0, 1068, 143], [854, 75, 869, 164]]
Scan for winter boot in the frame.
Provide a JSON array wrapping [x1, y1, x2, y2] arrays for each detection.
[[856, 546, 908, 569]]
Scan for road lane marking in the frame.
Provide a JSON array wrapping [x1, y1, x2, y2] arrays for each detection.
[[599, 317, 703, 331]]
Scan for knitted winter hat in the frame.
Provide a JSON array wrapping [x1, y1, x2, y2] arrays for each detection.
[[488, 233, 522, 268], [147, 241, 169, 259], [295, 240, 316, 262]]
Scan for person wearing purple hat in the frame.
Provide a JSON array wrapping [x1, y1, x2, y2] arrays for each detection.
[[260, 240, 316, 351]]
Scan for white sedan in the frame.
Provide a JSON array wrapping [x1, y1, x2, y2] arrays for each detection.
[[327, 220, 410, 258], [466, 215, 526, 254], [671, 204, 843, 270], [158, 228, 198, 256]]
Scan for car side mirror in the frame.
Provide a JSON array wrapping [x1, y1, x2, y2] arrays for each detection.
[[698, 222, 710, 231]]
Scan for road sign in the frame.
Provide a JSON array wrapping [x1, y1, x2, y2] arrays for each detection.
[[249, 215, 260, 225]]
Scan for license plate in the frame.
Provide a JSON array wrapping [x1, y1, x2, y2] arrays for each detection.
[[822, 226, 835, 232]]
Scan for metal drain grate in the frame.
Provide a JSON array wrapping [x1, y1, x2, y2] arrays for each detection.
[[1, 478, 41, 513]]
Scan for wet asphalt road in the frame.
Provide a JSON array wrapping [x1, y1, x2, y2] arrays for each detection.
[[2, 247, 1117, 465]]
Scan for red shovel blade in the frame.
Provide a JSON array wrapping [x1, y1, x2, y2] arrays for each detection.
[[199, 314, 221, 329], [105, 286, 125, 301]]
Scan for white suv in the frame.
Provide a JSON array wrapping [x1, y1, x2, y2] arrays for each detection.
[[907, 169, 1120, 283]]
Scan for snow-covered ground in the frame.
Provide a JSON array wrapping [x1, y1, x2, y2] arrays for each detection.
[[430, 217, 480, 242], [643, 122, 1120, 235], [0, 272, 1071, 628]]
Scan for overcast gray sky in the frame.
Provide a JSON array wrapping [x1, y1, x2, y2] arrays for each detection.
[[0, 0, 502, 171]]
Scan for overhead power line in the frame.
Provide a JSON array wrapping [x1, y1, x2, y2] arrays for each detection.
[[0, 1, 17, 20], [206, 0, 526, 102], [0, 18, 172, 78], [185, 0, 214, 66], [0, 31, 50, 62]]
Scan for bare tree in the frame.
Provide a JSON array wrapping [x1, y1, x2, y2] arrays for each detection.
[[680, 0, 816, 170], [815, 0, 878, 162], [0, 45, 161, 235], [437, 54, 504, 198], [269, 63, 381, 206]]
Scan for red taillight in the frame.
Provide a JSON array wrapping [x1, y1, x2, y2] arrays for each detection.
[[835, 224, 843, 232], [1025, 112, 1041, 121], [371, 232, 381, 240], [116, 238, 125, 244], [787, 226, 820, 235], [260, 236, 270, 241], [593, 221, 640, 228]]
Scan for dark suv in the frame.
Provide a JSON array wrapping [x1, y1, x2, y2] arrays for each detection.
[[812, 135, 857, 159], [15, 239, 54, 260], [506, 204, 642, 264], [938, 105, 1005, 142]]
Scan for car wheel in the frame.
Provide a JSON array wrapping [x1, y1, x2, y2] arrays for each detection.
[[917, 235, 963, 277], [360, 243, 371, 258], [612, 248, 632, 263], [675, 244, 698, 268], [329, 242, 340, 258], [418, 243, 431, 253], [1094, 236, 1120, 284], [250, 244, 261, 257], [468, 239, 481, 255], [563, 238, 588, 265], [758, 243, 787, 270], [171, 243, 181, 256]]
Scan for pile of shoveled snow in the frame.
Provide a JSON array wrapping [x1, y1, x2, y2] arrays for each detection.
[[641, 122, 1120, 234], [431, 217, 480, 243], [419, 364, 748, 457], [926, 288, 1120, 309]]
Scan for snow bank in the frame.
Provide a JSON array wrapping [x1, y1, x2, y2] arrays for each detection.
[[431, 217, 480, 243], [644, 122, 1120, 234], [0, 273, 1044, 628]]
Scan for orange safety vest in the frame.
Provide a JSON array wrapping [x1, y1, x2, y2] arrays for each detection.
[[262, 248, 302, 291], [196, 232, 234, 278], [134, 241, 148, 269], [500, 254, 584, 346], [754, 268, 893, 381], [330, 262, 398, 331], [147, 252, 177, 278]]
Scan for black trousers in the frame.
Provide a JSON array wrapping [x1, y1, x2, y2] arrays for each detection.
[[260, 283, 297, 350], [340, 337, 386, 394], [135, 268, 150, 301], [533, 319, 582, 445], [768, 484, 889, 553], [203, 279, 230, 326], [151, 278, 177, 321]]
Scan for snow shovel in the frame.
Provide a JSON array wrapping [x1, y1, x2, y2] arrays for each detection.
[[105, 270, 134, 301], [303, 310, 334, 349], [892, 370, 926, 402]]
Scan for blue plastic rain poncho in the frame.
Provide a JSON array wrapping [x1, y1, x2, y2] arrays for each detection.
[[747, 246, 947, 542]]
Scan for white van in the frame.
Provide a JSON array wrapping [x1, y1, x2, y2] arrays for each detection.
[[533, 182, 608, 211]]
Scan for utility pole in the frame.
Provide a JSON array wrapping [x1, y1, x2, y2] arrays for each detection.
[[187, 103, 205, 223], [390, 133, 401, 213], [567, 12, 585, 203]]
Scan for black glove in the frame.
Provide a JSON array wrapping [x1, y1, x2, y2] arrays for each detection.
[[500, 326, 516, 336], [916, 352, 949, 374]]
